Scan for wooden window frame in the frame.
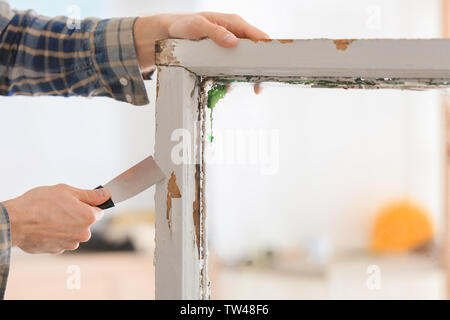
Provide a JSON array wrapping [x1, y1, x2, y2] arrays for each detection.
[[154, 38, 450, 300]]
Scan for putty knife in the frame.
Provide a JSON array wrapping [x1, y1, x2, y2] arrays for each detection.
[[96, 155, 166, 210]]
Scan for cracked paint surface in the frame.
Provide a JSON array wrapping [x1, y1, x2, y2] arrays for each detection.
[[199, 82, 210, 299], [205, 76, 450, 90], [251, 39, 293, 44], [166, 171, 181, 230], [278, 39, 294, 44], [156, 67, 161, 100], [333, 39, 355, 51], [155, 39, 180, 65], [193, 164, 201, 255], [251, 39, 273, 43]]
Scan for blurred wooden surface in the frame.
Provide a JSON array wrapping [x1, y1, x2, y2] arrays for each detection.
[[5, 250, 444, 299], [6, 251, 155, 300]]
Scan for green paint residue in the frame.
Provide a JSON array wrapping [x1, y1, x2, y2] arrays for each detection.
[[207, 83, 228, 142]]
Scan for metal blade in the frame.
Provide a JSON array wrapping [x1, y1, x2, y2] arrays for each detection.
[[103, 156, 166, 204]]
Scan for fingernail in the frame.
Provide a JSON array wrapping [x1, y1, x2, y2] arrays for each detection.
[[223, 33, 237, 45], [95, 188, 105, 198]]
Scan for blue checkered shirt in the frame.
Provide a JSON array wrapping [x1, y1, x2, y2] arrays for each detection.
[[0, 0, 149, 299]]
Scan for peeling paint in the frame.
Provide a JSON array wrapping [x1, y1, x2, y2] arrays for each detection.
[[278, 39, 294, 44], [199, 85, 209, 299], [155, 39, 180, 65], [203, 75, 450, 90], [166, 171, 181, 230], [251, 39, 273, 43], [193, 164, 201, 255], [284, 77, 379, 88], [333, 39, 355, 51], [156, 67, 161, 100]]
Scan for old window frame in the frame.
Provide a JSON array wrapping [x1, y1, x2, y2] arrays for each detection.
[[154, 38, 450, 300]]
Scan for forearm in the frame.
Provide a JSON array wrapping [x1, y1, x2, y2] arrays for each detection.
[[0, 9, 149, 105]]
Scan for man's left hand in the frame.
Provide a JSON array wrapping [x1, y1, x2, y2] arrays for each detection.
[[133, 12, 270, 72]]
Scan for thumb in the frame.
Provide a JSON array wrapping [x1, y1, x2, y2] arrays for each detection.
[[75, 188, 111, 207]]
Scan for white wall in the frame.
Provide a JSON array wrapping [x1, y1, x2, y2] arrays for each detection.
[[206, 86, 443, 260], [198, 0, 444, 260]]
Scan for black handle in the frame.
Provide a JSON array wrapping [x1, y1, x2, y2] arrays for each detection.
[[95, 185, 115, 210]]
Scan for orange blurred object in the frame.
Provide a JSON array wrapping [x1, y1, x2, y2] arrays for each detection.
[[371, 200, 434, 253]]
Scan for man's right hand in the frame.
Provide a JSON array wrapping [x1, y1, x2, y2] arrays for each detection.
[[2, 184, 111, 254]]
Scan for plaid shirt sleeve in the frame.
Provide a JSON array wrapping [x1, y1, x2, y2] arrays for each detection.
[[0, 1, 149, 105], [0, 0, 150, 300]]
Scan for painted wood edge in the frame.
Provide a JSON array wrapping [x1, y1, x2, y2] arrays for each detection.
[[156, 38, 450, 79], [154, 66, 208, 299]]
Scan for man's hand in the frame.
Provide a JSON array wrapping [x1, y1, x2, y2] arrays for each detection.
[[3, 184, 110, 254], [134, 12, 270, 72]]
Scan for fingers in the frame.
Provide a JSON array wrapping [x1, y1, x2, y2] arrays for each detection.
[[253, 83, 262, 95], [193, 16, 238, 48], [210, 25, 238, 48], [16, 184, 101, 254], [75, 228, 92, 243], [166, 12, 269, 48], [62, 184, 105, 227], [230, 16, 269, 40], [201, 12, 270, 41], [73, 187, 111, 207], [50, 241, 80, 254], [50, 249, 65, 255]]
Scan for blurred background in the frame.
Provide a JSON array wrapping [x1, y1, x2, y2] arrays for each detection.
[[2, 0, 449, 299]]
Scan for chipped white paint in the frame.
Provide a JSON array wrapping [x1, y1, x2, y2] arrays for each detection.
[[154, 66, 207, 299], [157, 38, 450, 80]]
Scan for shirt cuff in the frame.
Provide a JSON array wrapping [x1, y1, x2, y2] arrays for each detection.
[[0, 203, 11, 300], [90, 17, 149, 106]]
